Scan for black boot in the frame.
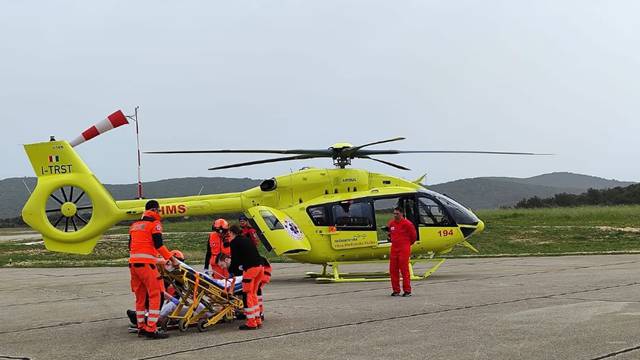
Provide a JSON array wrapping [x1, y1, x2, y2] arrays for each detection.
[[126, 309, 138, 326], [239, 324, 258, 330], [146, 330, 170, 339]]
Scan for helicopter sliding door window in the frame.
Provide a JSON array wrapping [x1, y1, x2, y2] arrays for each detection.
[[307, 205, 329, 226], [418, 197, 452, 226], [331, 201, 374, 230]]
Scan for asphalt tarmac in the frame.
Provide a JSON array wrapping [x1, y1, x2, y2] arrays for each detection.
[[1, 255, 640, 360]]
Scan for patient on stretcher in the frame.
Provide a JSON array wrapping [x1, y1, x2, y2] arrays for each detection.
[[127, 253, 242, 331]]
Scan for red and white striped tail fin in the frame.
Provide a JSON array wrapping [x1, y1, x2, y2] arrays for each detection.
[[70, 110, 129, 147]]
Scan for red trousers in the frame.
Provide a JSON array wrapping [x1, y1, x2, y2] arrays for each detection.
[[258, 265, 272, 317], [130, 263, 163, 332], [242, 266, 264, 328], [389, 248, 411, 293]]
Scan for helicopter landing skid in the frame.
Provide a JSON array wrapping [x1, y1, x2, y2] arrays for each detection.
[[308, 258, 446, 283]]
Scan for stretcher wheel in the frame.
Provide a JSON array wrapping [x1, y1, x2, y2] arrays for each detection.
[[178, 319, 189, 332], [197, 318, 209, 332]]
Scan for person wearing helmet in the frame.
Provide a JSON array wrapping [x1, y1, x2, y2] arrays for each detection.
[[204, 218, 230, 274], [239, 215, 259, 246]]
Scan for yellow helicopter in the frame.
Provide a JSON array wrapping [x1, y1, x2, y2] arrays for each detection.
[[22, 133, 543, 282]]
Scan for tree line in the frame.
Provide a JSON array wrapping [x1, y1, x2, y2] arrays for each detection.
[[515, 183, 640, 208]]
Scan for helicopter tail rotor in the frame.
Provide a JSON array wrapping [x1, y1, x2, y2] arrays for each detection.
[[22, 140, 124, 254]]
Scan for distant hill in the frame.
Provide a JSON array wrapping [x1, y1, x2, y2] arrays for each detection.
[[484, 172, 634, 190], [0, 171, 634, 219], [428, 172, 634, 209], [515, 183, 640, 208], [0, 177, 261, 220]]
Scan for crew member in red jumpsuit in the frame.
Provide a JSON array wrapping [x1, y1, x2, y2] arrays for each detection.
[[129, 200, 177, 339], [204, 218, 230, 278], [239, 215, 259, 246], [387, 207, 417, 297]]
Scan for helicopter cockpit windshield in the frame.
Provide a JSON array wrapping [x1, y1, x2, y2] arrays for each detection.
[[419, 189, 479, 226]]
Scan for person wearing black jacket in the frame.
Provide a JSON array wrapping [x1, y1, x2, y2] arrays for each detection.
[[228, 225, 264, 330]]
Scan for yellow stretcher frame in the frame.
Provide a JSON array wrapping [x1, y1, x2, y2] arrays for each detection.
[[307, 258, 446, 283], [159, 264, 243, 332]]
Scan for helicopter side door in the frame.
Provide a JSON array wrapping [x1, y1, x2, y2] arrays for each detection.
[[372, 195, 419, 246], [247, 206, 311, 256]]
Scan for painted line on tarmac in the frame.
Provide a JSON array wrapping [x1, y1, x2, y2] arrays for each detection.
[[5, 292, 131, 308], [0, 280, 115, 294], [0, 316, 125, 335], [590, 345, 640, 359], [135, 281, 640, 360], [552, 296, 640, 304]]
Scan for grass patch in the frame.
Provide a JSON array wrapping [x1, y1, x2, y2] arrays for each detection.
[[446, 205, 640, 256], [2, 205, 639, 267]]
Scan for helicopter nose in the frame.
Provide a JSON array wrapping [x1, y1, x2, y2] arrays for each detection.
[[475, 220, 485, 234]]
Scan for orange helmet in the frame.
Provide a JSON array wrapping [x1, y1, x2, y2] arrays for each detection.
[[171, 250, 185, 261], [213, 218, 229, 230]]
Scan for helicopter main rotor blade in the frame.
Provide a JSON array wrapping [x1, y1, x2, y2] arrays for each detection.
[[355, 150, 553, 156], [208, 154, 321, 170], [348, 137, 406, 153], [146, 149, 331, 156], [360, 156, 411, 170]]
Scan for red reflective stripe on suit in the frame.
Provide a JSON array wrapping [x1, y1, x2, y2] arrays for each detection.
[[129, 211, 164, 264], [242, 266, 264, 327], [258, 264, 272, 317], [130, 264, 163, 332]]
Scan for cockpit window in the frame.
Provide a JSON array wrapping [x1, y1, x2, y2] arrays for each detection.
[[418, 197, 452, 226], [419, 189, 479, 225]]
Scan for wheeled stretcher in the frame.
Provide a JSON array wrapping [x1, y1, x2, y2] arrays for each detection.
[[159, 260, 243, 332]]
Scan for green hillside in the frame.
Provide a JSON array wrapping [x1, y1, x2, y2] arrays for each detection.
[[515, 183, 640, 208], [429, 172, 634, 209]]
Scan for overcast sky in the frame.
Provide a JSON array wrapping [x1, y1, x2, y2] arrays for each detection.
[[1, 0, 638, 186]]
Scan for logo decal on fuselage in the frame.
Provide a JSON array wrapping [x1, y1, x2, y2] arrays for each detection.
[[159, 204, 187, 215], [283, 218, 303, 240]]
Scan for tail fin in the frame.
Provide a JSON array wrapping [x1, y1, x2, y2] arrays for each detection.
[[22, 140, 123, 254]]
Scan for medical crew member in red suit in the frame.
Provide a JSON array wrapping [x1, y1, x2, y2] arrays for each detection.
[[387, 207, 417, 297]]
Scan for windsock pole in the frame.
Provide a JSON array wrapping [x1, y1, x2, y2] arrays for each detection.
[[133, 106, 144, 199]]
